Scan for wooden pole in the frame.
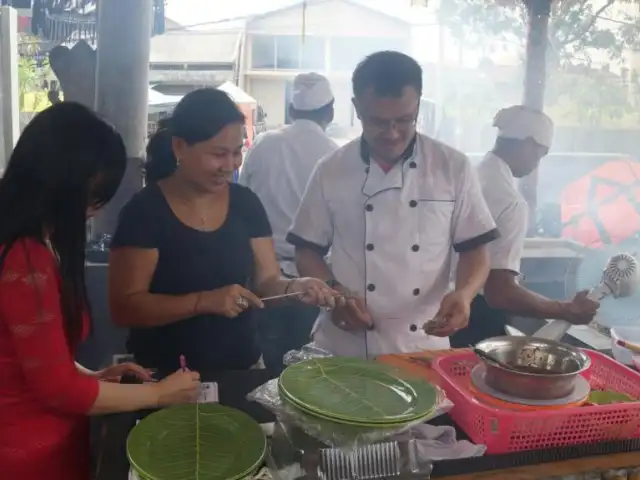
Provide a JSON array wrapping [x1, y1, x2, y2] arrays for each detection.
[[520, 0, 551, 235]]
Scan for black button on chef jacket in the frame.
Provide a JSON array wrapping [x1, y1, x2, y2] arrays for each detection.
[[111, 182, 272, 374]]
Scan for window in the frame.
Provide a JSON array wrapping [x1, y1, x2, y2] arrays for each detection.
[[301, 36, 325, 70], [276, 35, 326, 70], [251, 35, 326, 70], [275, 36, 299, 70], [251, 35, 276, 69], [329, 37, 409, 72]]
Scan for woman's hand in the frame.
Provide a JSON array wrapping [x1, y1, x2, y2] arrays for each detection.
[[200, 284, 264, 318], [288, 278, 342, 309], [153, 370, 201, 406], [95, 362, 154, 383]]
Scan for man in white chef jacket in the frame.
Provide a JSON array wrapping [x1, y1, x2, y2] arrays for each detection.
[[240, 72, 337, 275], [239, 73, 338, 369], [287, 51, 499, 357], [451, 106, 599, 347]]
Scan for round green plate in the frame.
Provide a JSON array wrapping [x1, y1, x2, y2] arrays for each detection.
[[278, 357, 438, 425], [132, 468, 258, 480], [127, 404, 266, 480], [131, 468, 258, 480], [280, 388, 438, 427], [278, 380, 439, 426]]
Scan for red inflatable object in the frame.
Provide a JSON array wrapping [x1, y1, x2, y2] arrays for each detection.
[[561, 159, 640, 248]]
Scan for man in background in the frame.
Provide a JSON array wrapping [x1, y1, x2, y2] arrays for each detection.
[[239, 72, 338, 371], [450, 105, 599, 347]]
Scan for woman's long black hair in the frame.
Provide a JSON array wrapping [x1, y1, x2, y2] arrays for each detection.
[[0, 102, 127, 346], [145, 88, 245, 183]]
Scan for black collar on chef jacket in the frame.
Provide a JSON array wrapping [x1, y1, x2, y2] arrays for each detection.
[[359, 134, 418, 165]]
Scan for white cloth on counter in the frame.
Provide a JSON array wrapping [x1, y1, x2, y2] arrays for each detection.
[[393, 423, 486, 461]]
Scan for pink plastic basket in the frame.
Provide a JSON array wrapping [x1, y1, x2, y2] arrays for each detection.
[[432, 349, 640, 454]]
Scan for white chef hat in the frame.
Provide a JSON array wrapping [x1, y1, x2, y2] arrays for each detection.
[[290, 72, 334, 111], [493, 105, 554, 148]]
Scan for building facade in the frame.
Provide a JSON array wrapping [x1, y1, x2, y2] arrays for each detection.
[[239, 0, 412, 127], [149, 28, 242, 95]]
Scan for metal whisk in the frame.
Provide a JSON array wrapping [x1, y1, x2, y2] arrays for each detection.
[[533, 252, 640, 342]]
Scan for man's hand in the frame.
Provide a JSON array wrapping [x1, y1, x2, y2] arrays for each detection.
[[427, 291, 472, 337], [563, 290, 600, 325], [330, 285, 373, 331]]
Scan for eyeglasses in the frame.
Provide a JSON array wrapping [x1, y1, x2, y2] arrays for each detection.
[[360, 110, 419, 133]]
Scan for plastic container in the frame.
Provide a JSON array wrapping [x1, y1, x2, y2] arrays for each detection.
[[431, 349, 640, 454], [611, 327, 640, 365]]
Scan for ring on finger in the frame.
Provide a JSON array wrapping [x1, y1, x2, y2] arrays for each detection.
[[235, 296, 249, 309]]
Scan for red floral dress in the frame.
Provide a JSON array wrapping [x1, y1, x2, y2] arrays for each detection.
[[0, 238, 100, 480]]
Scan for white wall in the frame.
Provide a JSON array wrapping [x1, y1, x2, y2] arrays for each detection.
[[330, 78, 355, 126], [248, 78, 287, 126], [247, 0, 407, 37]]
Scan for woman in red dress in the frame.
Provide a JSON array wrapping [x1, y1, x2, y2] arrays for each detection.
[[0, 103, 201, 480]]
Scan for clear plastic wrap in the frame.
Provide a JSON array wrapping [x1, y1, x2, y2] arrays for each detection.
[[282, 343, 333, 366], [248, 343, 453, 450]]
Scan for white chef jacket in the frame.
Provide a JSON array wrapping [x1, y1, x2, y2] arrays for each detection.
[[476, 152, 528, 275], [239, 120, 338, 276], [287, 134, 499, 357]]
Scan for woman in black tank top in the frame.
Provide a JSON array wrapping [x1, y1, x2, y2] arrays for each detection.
[[109, 88, 339, 374]]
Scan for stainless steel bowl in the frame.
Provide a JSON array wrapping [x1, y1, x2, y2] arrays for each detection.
[[474, 336, 592, 400]]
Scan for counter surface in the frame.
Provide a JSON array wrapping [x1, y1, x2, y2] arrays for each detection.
[[443, 452, 640, 479], [99, 351, 640, 479]]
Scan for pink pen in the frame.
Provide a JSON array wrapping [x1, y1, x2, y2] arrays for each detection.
[[179, 355, 187, 372]]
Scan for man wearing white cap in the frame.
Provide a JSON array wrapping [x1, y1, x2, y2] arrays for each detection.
[[451, 105, 599, 347], [239, 72, 338, 371]]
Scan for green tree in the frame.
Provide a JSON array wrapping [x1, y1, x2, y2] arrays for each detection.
[[17, 37, 52, 112], [440, 0, 640, 230], [558, 68, 632, 126], [439, 0, 640, 67]]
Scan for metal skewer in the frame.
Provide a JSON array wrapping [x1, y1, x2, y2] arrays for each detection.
[[259, 291, 306, 302]]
